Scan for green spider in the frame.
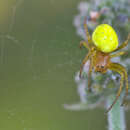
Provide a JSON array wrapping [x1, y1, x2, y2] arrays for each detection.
[[79, 18, 130, 113]]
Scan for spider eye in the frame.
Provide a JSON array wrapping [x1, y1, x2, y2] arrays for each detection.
[[101, 66, 104, 68]]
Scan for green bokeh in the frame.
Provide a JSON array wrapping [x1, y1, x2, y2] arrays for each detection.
[[0, 0, 129, 130]]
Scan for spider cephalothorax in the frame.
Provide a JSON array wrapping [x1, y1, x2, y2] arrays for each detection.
[[94, 51, 110, 73], [79, 18, 130, 113]]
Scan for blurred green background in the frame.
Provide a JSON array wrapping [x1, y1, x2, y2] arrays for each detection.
[[0, 0, 129, 130]]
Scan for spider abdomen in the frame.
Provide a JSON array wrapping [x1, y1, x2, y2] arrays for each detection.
[[92, 24, 118, 53]]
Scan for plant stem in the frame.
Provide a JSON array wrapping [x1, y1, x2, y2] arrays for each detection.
[[107, 94, 126, 130]]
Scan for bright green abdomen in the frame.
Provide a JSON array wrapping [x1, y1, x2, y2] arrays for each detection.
[[92, 24, 118, 53]]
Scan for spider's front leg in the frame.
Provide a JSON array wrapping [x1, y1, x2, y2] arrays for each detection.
[[87, 56, 93, 92], [79, 17, 93, 78], [117, 65, 128, 106], [84, 17, 93, 44], [79, 53, 93, 91], [79, 41, 90, 50], [79, 52, 90, 78], [79, 49, 95, 92], [79, 18, 93, 50], [106, 63, 128, 113]]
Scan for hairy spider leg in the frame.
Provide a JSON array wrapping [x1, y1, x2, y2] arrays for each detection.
[[79, 52, 91, 78], [110, 51, 127, 58], [87, 56, 93, 92], [106, 63, 126, 113], [84, 17, 92, 43], [115, 33, 130, 51], [113, 63, 128, 106], [121, 68, 128, 106], [80, 41, 90, 50], [79, 40, 92, 78], [79, 40, 95, 90]]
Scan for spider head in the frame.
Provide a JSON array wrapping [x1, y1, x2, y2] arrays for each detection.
[[95, 64, 107, 73], [94, 51, 110, 73]]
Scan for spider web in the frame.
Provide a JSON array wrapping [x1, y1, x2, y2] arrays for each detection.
[[0, 0, 24, 64], [0, 0, 81, 82]]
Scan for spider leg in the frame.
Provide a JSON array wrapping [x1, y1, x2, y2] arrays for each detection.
[[87, 56, 93, 92], [79, 51, 91, 78], [111, 63, 128, 106], [110, 51, 127, 58], [118, 67, 128, 106], [106, 63, 126, 113], [115, 33, 130, 51], [84, 17, 92, 44], [79, 41, 90, 50]]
